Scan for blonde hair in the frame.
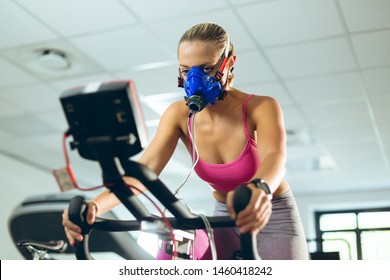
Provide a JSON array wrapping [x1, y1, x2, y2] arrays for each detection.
[[178, 23, 234, 58]]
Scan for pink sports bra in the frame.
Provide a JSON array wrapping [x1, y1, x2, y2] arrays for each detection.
[[188, 94, 260, 192]]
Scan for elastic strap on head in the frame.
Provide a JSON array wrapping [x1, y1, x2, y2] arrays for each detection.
[[177, 67, 184, 88], [214, 34, 230, 81]]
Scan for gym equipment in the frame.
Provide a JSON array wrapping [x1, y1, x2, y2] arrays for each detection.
[[9, 80, 260, 260], [8, 193, 153, 260]]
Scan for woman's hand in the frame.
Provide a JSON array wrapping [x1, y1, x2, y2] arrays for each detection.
[[227, 184, 272, 235], [61, 200, 98, 246]]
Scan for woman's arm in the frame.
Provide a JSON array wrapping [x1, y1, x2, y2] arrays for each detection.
[[251, 96, 287, 193], [137, 102, 184, 176], [227, 96, 286, 234]]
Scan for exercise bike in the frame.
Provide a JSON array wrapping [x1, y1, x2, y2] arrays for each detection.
[[11, 80, 261, 260]]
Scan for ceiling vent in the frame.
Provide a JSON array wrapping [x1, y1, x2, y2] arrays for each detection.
[[24, 48, 76, 78], [35, 48, 71, 71], [1, 41, 103, 80]]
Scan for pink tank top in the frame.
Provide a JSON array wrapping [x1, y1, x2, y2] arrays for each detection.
[[188, 95, 260, 192]]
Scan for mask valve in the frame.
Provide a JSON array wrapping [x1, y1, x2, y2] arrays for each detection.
[[186, 95, 205, 113]]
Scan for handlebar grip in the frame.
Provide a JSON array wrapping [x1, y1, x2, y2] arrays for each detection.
[[68, 195, 93, 260], [68, 195, 89, 231], [233, 184, 252, 213], [233, 184, 261, 260]]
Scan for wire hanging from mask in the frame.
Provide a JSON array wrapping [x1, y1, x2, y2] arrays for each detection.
[[172, 113, 199, 197]]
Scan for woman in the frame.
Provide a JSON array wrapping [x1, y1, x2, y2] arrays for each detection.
[[62, 22, 308, 260]]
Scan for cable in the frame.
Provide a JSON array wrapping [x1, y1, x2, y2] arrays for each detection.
[[60, 132, 108, 191], [164, 114, 199, 215], [187, 115, 218, 260], [62, 131, 178, 258], [173, 113, 199, 197], [172, 114, 218, 260], [199, 214, 217, 260], [125, 183, 178, 259]]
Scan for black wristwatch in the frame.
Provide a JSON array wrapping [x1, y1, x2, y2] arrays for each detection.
[[250, 178, 271, 195]]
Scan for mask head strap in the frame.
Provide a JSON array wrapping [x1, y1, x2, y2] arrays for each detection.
[[178, 67, 184, 88], [214, 34, 230, 81]]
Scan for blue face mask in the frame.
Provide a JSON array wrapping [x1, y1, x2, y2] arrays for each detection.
[[183, 66, 225, 113]]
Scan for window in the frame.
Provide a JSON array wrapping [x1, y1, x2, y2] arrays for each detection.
[[313, 208, 390, 260]]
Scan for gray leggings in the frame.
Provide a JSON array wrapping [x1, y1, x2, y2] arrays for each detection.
[[212, 190, 309, 260]]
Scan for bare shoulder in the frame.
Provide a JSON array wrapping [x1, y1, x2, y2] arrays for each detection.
[[246, 94, 283, 116], [158, 100, 189, 132], [162, 100, 189, 120]]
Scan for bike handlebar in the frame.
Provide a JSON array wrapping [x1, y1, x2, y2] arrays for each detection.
[[68, 187, 258, 260], [68, 159, 260, 260], [233, 185, 261, 260]]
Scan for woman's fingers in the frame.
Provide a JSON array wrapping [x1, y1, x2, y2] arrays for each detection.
[[62, 208, 83, 246], [250, 202, 272, 235], [235, 188, 272, 234], [226, 191, 236, 220], [63, 201, 98, 246], [86, 201, 98, 225]]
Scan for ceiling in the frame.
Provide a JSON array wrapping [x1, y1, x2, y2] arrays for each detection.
[[0, 0, 389, 205]]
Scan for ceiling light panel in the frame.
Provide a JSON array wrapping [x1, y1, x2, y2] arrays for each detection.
[[114, 64, 179, 96], [230, 0, 268, 5], [70, 25, 174, 71], [369, 94, 390, 122], [362, 67, 390, 96], [233, 50, 278, 84], [352, 30, 390, 68], [0, 115, 58, 136], [122, 0, 228, 21], [336, 154, 388, 176], [376, 120, 390, 144], [0, 83, 60, 113], [287, 143, 327, 161], [0, 99, 25, 118], [327, 138, 382, 156], [0, 1, 57, 49], [300, 99, 371, 125], [282, 107, 309, 130], [286, 72, 366, 106], [339, 0, 390, 32], [237, 0, 344, 47], [16, 0, 138, 36], [0, 57, 37, 88], [49, 73, 115, 92], [311, 119, 377, 144], [265, 37, 357, 79], [34, 111, 68, 133]]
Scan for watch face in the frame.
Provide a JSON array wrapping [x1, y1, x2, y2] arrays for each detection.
[[251, 179, 271, 195], [260, 182, 271, 195]]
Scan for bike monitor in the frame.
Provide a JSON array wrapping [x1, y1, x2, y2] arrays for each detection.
[[60, 80, 148, 161]]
